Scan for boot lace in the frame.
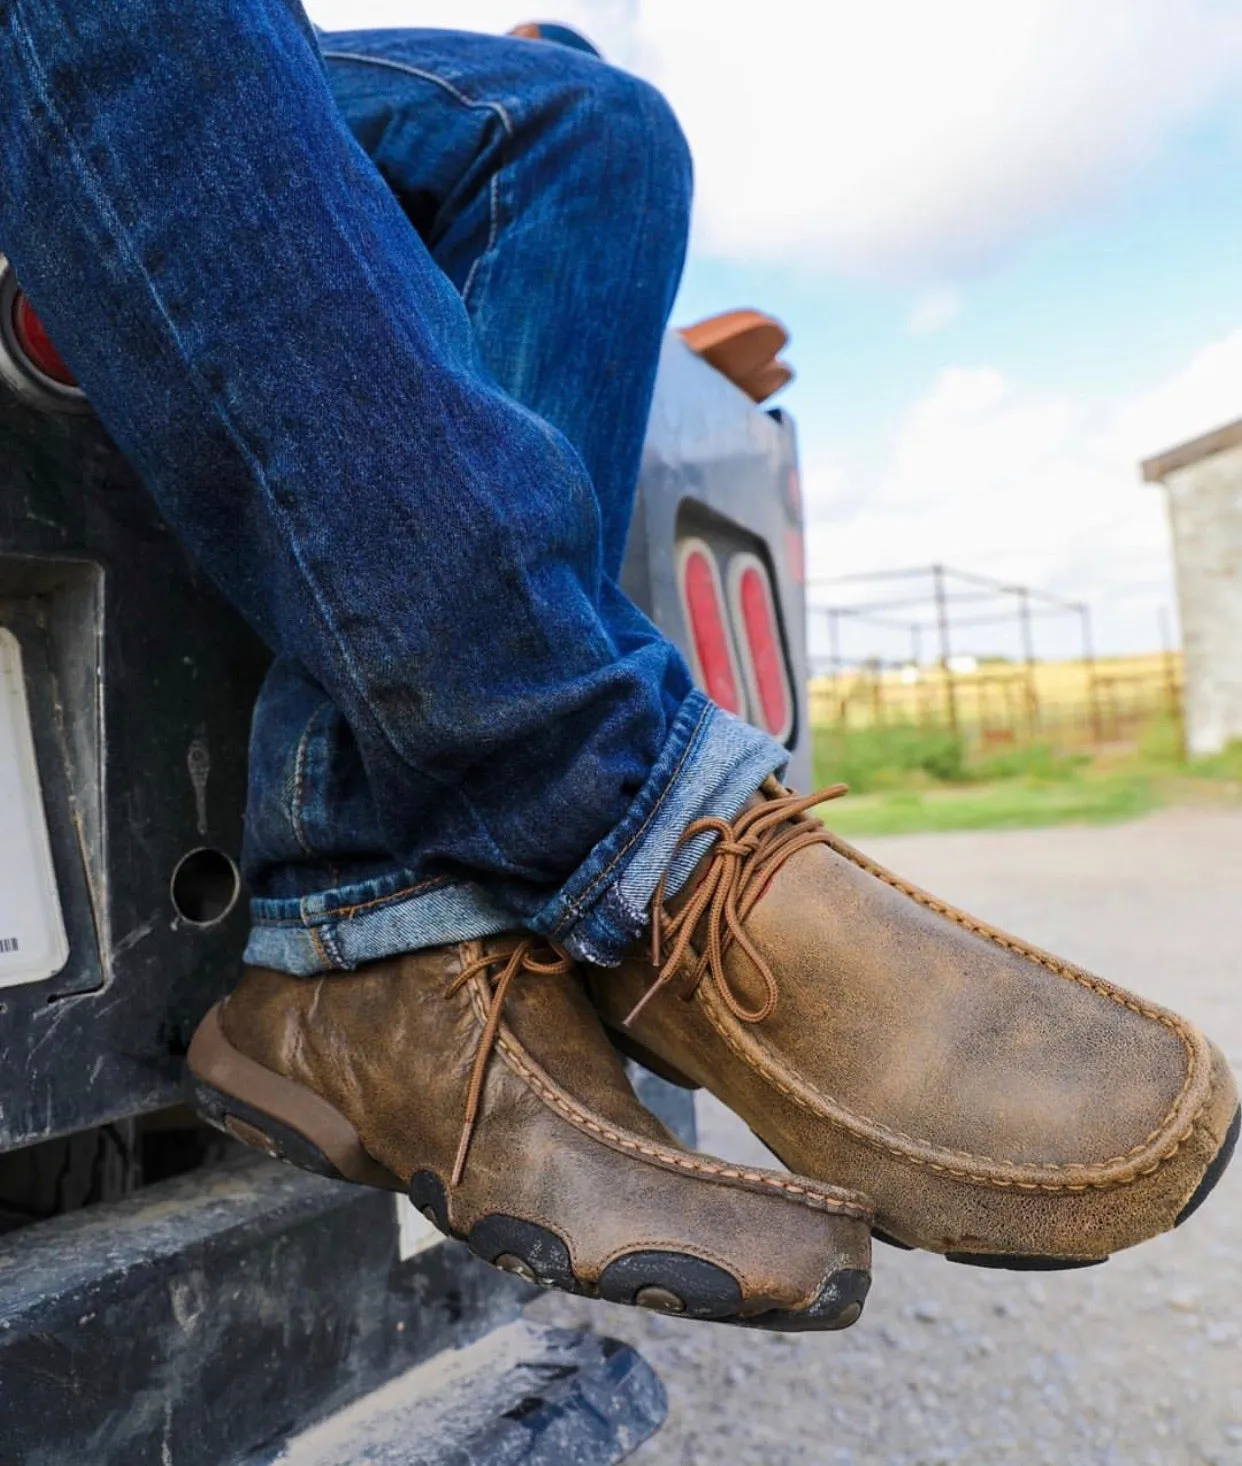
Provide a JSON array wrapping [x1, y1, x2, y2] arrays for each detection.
[[445, 937, 575, 1187], [623, 785, 849, 1030]]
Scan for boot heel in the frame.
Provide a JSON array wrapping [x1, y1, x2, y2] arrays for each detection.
[[185, 1005, 403, 1191], [186, 1069, 352, 1182]]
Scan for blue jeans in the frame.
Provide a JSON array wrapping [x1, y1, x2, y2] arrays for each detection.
[[0, 4, 787, 970]]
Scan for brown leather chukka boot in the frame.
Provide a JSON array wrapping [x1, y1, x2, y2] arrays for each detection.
[[588, 781, 1240, 1269], [186, 933, 873, 1329]]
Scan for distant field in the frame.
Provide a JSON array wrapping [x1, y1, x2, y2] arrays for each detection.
[[809, 650, 1181, 748]]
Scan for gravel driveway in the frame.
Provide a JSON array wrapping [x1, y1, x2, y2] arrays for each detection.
[[531, 807, 1242, 1465]]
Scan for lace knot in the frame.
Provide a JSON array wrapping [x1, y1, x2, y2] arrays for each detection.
[[624, 784, 848, 1030]]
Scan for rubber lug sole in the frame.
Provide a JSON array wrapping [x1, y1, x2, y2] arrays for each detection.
[[460, 1212, 866, 1329], [440, 1185, 866, 1331], [187, 1070, 375, 1184], [870, 1227, 1105, 1270], [946, 1251, 1105, 1271], [872, 1227, 913, 1252], [186, 1008, 866, 1332], [741, 1266, 869, 1333], [186, 1004, 402, 1190]]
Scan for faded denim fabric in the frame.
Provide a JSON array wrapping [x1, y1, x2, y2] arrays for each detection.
[[0, 5, 787, 970]]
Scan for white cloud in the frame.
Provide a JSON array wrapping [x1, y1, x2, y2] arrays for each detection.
[[1109, 328, 1242, 464], [307, 0, 1242, 278], [803, 329, 1242, 655], [299, 0, 1242, 657], [909, 290, 961, 336], [805, 366, 1144, 603]]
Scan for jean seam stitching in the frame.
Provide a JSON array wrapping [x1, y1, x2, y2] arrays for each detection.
[[461, 171, 503, 306], [4, 6, 463, 805], [330, 876, 454, 922], [307, 925, 338, 971], [290, 700, 329, 857], [551, 697, 712, 936], [321, 53, 536, 868], [316, 924, 348, 969], [254, 874, 454, 927], [320, 50, 514, 309], [320, 50, 517, 137]]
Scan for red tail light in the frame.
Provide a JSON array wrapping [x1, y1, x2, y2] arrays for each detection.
[[12, 293, 76, 387], [728, 553, 794, 742], [678, 539, 743, 715]]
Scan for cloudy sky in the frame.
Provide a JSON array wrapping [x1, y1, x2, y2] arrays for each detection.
[[306, 0, 1242, 659]]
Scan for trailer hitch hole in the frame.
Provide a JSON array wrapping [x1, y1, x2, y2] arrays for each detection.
[[171, 848, 240, 927]]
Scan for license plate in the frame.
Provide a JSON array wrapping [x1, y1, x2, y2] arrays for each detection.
[[0, 628, 69, 987]]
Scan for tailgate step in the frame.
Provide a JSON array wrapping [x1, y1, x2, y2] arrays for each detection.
[[258, 1320, 666, 1466]]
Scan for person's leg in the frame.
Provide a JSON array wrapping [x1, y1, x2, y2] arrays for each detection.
[[242, 26, 709, 967], [0, 1, 876, 1329], [320, 26, 685, 581], [0, 2, 785, 976]]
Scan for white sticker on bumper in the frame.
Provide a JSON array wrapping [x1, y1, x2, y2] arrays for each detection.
[[0, 627, 69, 987]]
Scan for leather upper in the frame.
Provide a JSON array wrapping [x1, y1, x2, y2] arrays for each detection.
[[219, 934, 874, 1318], [589, 787, 1238, 1259]]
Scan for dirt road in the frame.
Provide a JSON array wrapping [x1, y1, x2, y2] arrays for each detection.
[[532, 807, 1242, 1465]]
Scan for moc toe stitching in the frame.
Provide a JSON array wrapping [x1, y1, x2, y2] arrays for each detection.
[[695, 968, 1215, 1193], [457, 976, 869, 1323], [463, 969, 873, 1221], [825, 832, 1203, 1080], [491, 1023, 871, 1219]]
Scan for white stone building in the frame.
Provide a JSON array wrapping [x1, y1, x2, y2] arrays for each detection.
[[1142, 420, 1242, 756]]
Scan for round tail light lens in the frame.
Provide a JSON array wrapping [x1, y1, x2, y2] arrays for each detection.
[[12, 293, 76, 387]]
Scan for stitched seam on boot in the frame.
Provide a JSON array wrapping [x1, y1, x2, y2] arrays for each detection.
[[822, 830, 1209, 1164], [825, 831, 1193, 1028], [593, 1236, 766, 1278], [695, 979, 1216, 1191], [463, 976, 871, 1220]]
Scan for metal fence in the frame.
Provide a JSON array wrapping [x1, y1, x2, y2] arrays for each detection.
[[808, 657, 1182, 750], [807, 565, 1183, 752]]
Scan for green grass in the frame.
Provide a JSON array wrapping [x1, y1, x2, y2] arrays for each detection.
[[1184, 740, 1242, 782], [821, 773, 1162, 837], [812, 722, 1242, 837]]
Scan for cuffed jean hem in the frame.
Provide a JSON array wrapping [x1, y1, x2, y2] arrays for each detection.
[[242, 691, 787, 976], [243, 876, 519, 976], [530, 691, 789, 966]]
